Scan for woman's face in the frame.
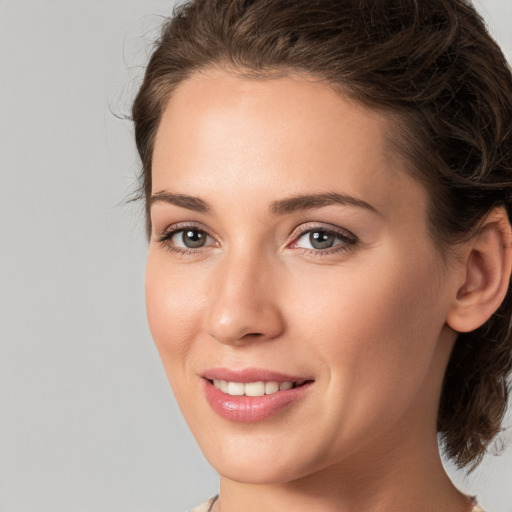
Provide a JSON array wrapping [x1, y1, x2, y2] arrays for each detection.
[[146, 70, 460, 484]]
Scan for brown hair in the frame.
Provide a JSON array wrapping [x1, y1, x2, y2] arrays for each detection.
[[132, 0, 512, 469]]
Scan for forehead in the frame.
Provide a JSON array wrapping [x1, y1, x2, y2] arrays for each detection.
[[152, 69, 428, 222]]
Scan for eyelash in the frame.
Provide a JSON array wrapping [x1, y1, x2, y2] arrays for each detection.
[[156, 222, 214, 257], [156, 222, 358, 257], [290, 223, 357, 257]]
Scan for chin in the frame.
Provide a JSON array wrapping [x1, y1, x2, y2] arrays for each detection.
[[210, 457, 306, 485], [198, 434, 321, 485]]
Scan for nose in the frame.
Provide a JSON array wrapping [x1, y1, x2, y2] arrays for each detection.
[[204, 252, 285, 346]]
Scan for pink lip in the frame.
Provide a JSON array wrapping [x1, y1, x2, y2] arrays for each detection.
[[201, 367, 314, 423]]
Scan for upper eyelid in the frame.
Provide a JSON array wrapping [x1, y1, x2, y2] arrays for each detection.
[[156, 221, 213, 240], [290, 222, 356, 240]]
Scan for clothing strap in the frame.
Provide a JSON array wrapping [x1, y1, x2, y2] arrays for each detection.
[[207, 495, 219, 512]]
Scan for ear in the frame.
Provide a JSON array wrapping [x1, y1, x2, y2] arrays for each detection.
[[446, 206, 512, 333]]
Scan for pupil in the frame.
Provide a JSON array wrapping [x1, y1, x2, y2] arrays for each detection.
[[183, 229, 205, 248], [310, 230, 334, 249]]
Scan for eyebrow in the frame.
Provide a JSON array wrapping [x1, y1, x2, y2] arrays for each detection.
[[150, 191, 211, 213], [150, 191, 378, 216], [269, 192, 379, 216]]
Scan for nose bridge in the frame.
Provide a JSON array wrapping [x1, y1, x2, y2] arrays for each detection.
[[205, 246, 284, 345]]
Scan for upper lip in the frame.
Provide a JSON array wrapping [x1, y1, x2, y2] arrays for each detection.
[[202, 367, 312, 383]]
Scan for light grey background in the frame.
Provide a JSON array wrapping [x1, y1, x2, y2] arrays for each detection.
[[0, 1, 511, 511]]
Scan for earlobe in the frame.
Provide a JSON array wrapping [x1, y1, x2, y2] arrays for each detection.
[[446, 207, 512, 333]]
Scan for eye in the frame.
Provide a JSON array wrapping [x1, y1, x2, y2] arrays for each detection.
[[291, 226, 356, 253], [301, 230, 337, 250], [156, 224, 216, 254], [171, 228, 211, 249]]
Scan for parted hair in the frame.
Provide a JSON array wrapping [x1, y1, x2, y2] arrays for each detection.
[[132, 0, 512, 469]]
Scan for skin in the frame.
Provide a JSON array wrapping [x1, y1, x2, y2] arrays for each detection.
[[146, 69, 480, 512]]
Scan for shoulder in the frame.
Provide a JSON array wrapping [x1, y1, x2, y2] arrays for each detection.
[[186, 495, 218, 512]]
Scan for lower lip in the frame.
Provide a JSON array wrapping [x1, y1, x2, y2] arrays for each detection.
[[202, 379, 313, 423]]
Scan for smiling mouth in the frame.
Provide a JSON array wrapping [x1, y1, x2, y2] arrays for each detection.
[[202, 373, 314, 422], [208, 379, 310, 397]]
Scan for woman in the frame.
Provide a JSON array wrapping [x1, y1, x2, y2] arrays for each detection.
[[132, 1, 512, 511]]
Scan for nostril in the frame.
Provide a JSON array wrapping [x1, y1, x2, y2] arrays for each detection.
[[241, 332, 265, 339]]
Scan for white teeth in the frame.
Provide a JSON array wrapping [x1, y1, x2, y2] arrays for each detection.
[[265, 381, 279, 394], [213, 379, 228, 393], [212, 380, 296, 396], [245, 381, 265, 396], [226, 381, 245, 395]]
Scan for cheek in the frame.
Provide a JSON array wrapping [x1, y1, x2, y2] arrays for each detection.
[[285, 250, 448, 453], [145, 252, 206, 370], [296, 246, 446, 388]]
